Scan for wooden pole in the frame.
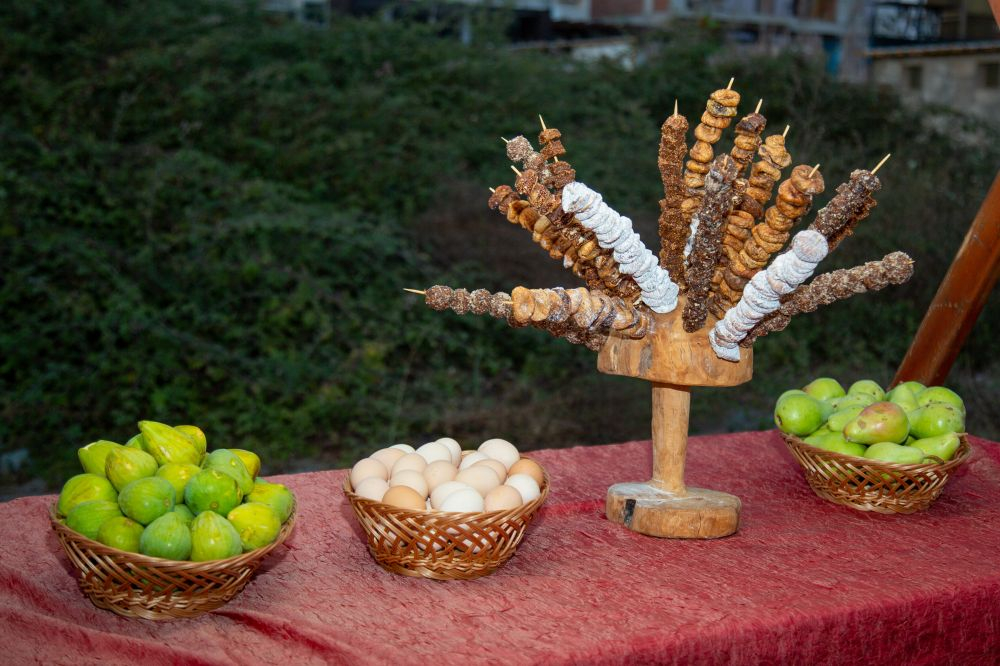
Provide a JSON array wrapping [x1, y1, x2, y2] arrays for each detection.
[[894, 171, 1000, 386], [650, 384, 690, 494]]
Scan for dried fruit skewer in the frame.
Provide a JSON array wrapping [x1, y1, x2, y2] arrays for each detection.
[[809, 168, 882, 251], [657, 107, 691, 284]]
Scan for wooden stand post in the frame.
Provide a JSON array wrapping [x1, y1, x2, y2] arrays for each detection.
[[598, 295, 753, 539]]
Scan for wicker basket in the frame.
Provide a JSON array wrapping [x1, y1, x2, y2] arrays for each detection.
[[50, 502, 296, 620], [782, 433, 971, 514], [344, 459, 549, 580]]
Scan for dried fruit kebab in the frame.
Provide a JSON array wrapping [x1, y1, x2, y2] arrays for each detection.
[[410, 86, 913, 362]]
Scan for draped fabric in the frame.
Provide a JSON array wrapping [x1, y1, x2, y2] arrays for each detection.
[[2, 431, 999, 665]]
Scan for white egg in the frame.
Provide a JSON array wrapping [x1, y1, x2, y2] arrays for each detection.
[[455, 465, 502, 497], [505, 473, 541, 504], [458, 451, 488, 470], [350, 458, 388, 488], [484, 485, 522, 512], [391, 452, 427, 476], [389, 469, 429, 497], [473, 458, 508, 483], [478, 438, 520, 470], [416, 441, 452, 465], [440, 487, 485, 513], [370, 447, 406, 471], [430, 481, 472, 510], [389, 443, 415, 453], [435, 437, 463, 465], [354, 477, 390, 502], [423, 460, 458, 492]]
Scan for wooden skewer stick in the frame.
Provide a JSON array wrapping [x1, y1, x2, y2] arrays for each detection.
[[755, 98, 763, 114], [674, 99, 679, 116], [872, 153, 891, 175], [403, 288, 426, 296], [489, 187, 496, 193], [726, 77, 734, 90], [510, 165, 522, 176], [782, 125, 790, 139], [539, 114, 547, 131], [501, 137, 509, 144], [634, 295, 643, 306], [808, 163, 820, 178]]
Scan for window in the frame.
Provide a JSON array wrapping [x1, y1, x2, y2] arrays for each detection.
[[905, 65, 923, 91], [979, 62, 1000, 90]]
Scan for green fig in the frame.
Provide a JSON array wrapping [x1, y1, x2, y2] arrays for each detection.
[[886, 385, 919, 412], [828, 407, 865, 432], [185, 469, 243, 516], [203, 449, 254, 495], [97, 516, 144, 553], [848, 379, 885, 402], [172, 504, 196, 525], [897, 380, 926, 395], [66, 500, 123, 540], [138, 421, 201, 466], [139, 512, 192, 560], [803, 377, 846, 401], [190, 511, 242, 561], [831, 393, 877, 411], [229, 449, 261, 479], [844, 402, 909, 445], [228, 502, 281, 552], [775, 394, 825, 436], [777, 389, 808, 404], [804, 429, 832, 447], [156, 462, 202, 502], [77, 440, 123, 477], [916, 387, 965, 415], [813, 432, 867, 457], [910, 432, 961, 463], [118, 476, 176, 525], [105, 447, 158, 491], [246, 480, 294, 523], [909, 403, 965, 439], [174, 424, 208, 457], [57, 474, 118, 517], [863, 442, 926, 465], [125, 433, 147, 451]]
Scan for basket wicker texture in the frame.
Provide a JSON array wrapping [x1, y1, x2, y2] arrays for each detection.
[[50, 503, 295, 620], [783, 433, 970, 514], [344, 460, 549, 580]]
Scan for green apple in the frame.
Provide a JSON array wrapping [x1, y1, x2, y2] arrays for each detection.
[[775, 394, 825, 436], [910, 432, 961, 462], [844, 402, 909, 445], [863, 442, 926, 465], [909, 403, 965, 439], [916, 386, 965, 416], [886, 385, 919, 413], [803, 377, 846, 401], [848, 379, 885, 402], [828, 406, 865, 432]]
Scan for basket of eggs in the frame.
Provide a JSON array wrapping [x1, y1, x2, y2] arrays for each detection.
[[776, 378, 971, 514], [344, 438, 548, 580]]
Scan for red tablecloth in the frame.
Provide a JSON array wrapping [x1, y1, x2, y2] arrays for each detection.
[[2, 431, 1000, 665]]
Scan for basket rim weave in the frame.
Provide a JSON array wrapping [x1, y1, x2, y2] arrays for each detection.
[[344, 455, 549, 579], [782, 431, 971, 514]]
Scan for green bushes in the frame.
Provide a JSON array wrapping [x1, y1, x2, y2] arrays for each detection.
[[2, 1, 998, 485]]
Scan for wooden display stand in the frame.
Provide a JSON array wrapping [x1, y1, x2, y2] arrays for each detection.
[[597, 295, 753, 538]]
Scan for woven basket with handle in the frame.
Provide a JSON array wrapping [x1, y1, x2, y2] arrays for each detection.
[[344, 458, 549, 580], [783, 433, 970, 514], [50, 502, 295, 620]]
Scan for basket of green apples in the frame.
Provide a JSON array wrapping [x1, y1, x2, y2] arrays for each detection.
[[775, 378, 970, 514]]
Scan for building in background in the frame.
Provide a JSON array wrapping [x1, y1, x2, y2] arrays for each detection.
[[868, 0, 999, 120]]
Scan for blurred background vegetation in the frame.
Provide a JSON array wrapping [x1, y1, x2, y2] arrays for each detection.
[[2, 0, 999, 494]]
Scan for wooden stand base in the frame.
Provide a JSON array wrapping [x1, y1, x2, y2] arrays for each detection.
[[606, 483, 741, 539]]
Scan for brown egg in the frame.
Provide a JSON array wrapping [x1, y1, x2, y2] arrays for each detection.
[[370, 447, 406, 471], [390, 469, 429, 497], [423, 460, 458, 492], [484, 485, 522, 512], [508, 458, 545, 487], [455, 465, 502, 497], [350, 458, 388, 489], [382, 485, 426, 511], [473, 458, 508, 484]]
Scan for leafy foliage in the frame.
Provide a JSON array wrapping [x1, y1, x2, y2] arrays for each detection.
[[2, 1, 998, 486]]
